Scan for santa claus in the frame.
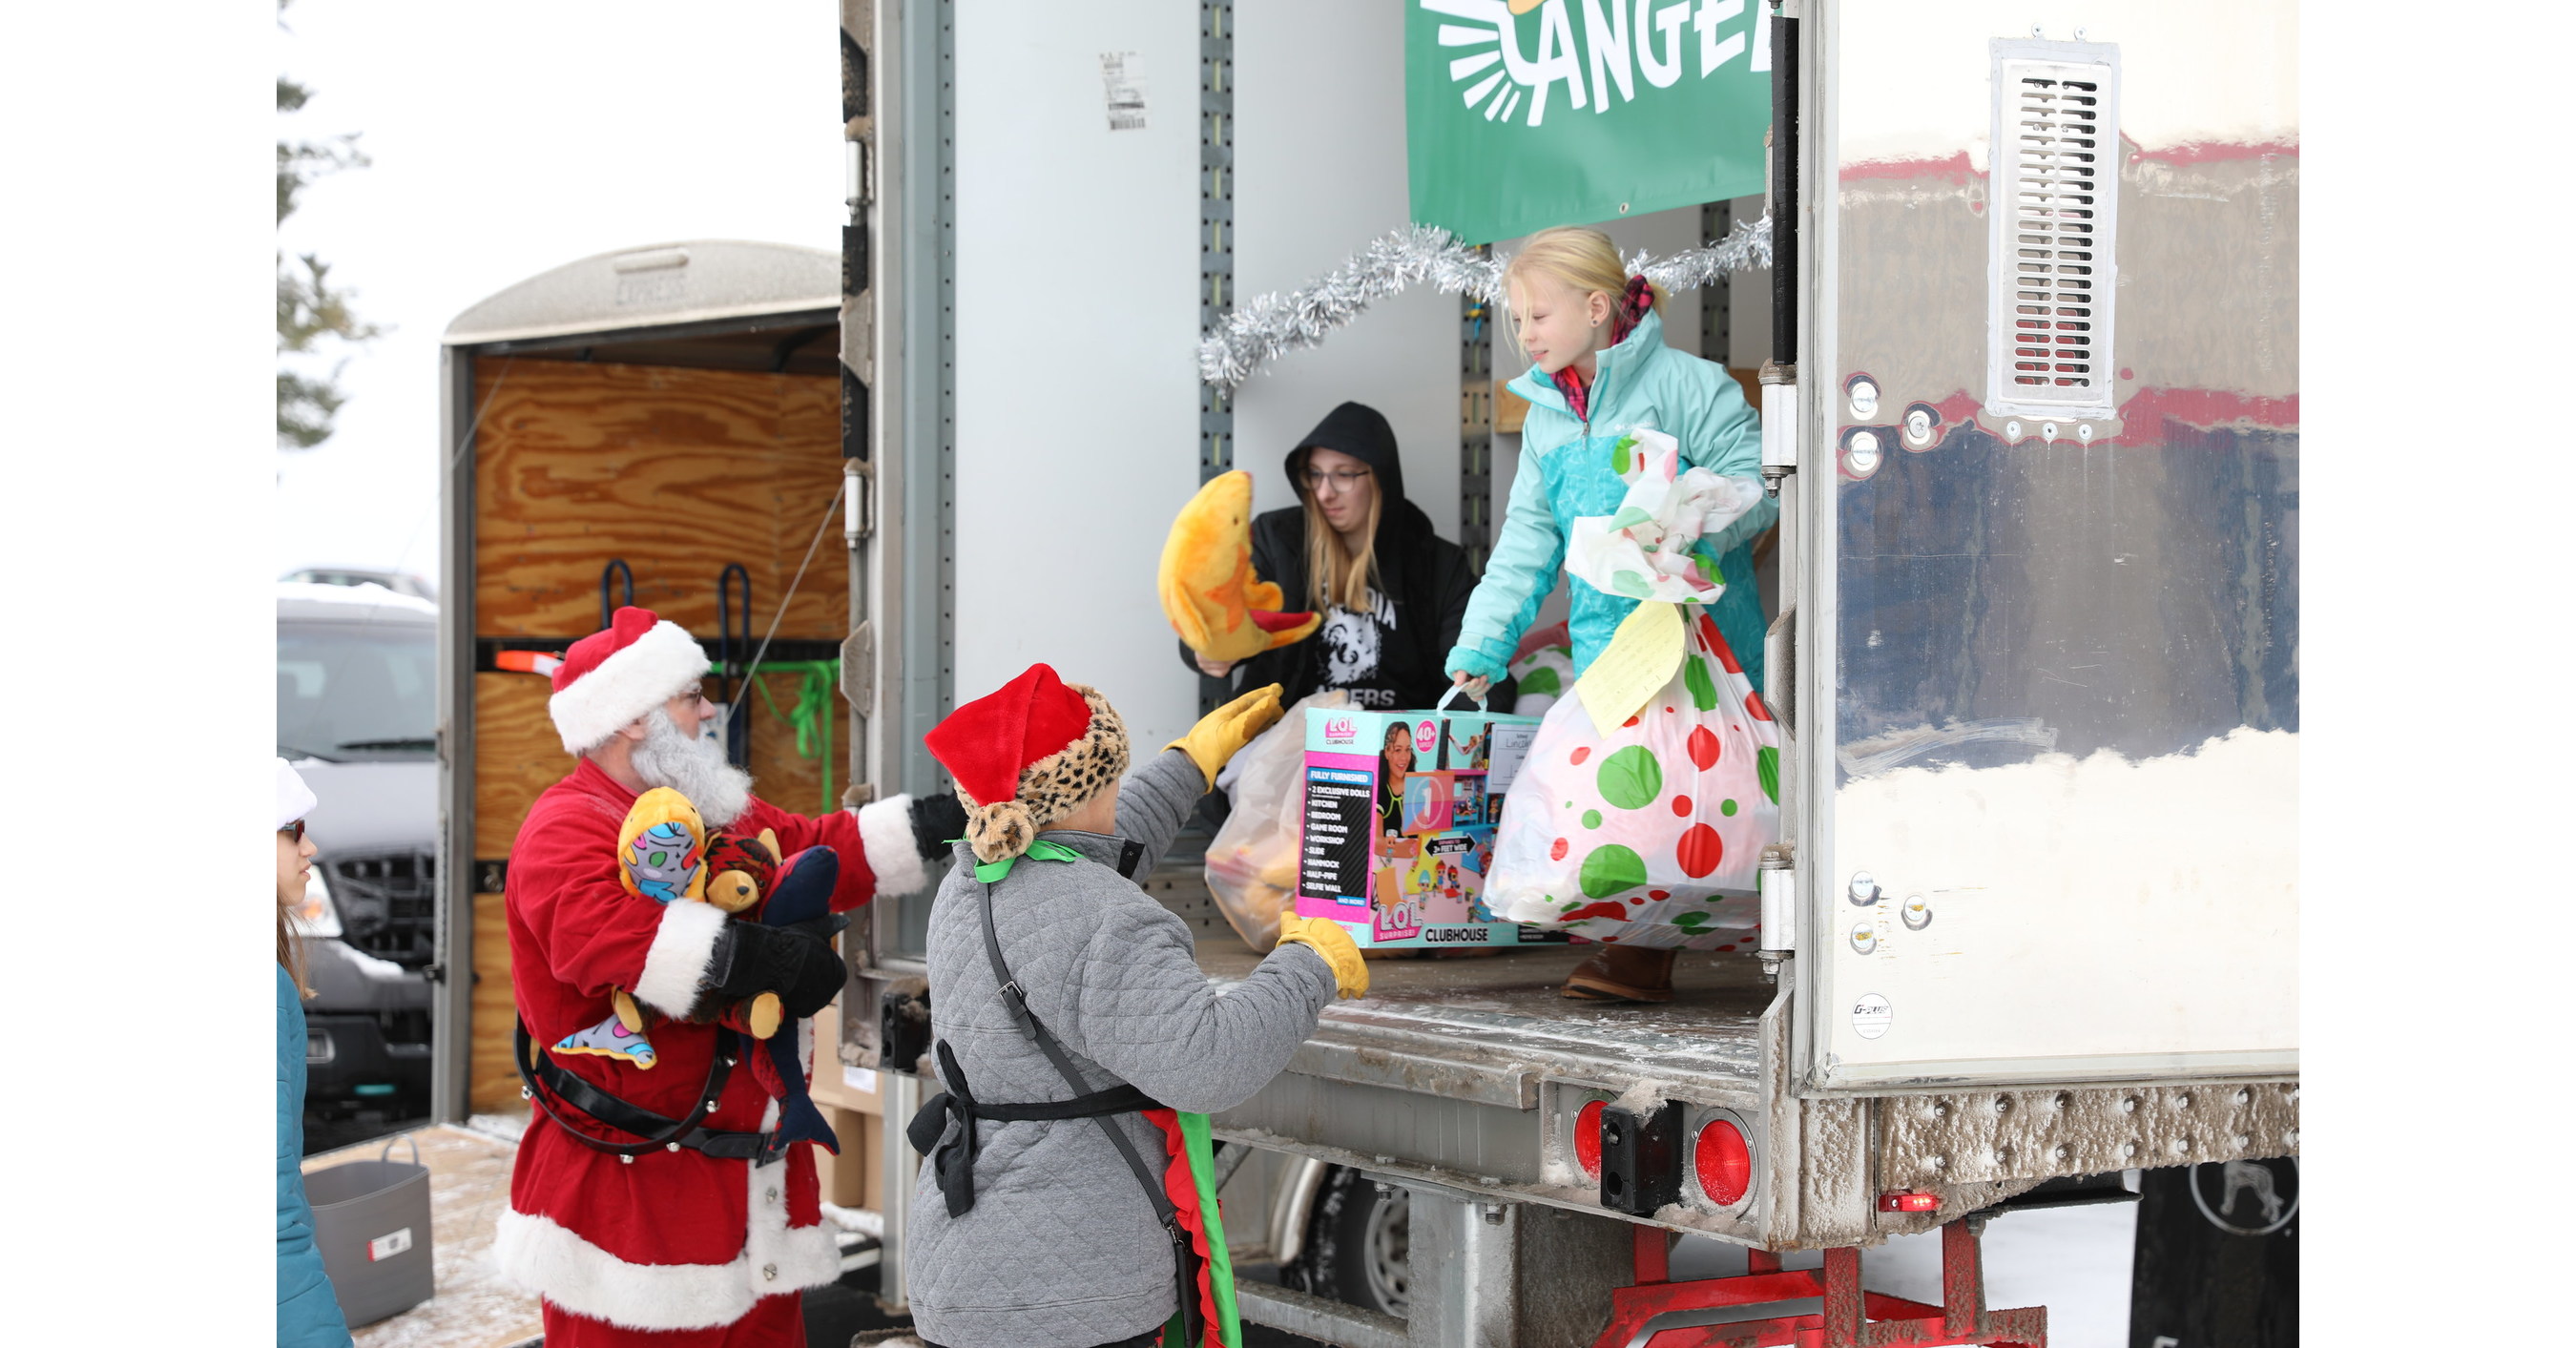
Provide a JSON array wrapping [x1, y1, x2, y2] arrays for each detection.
[[494, 606, 963, 1347]]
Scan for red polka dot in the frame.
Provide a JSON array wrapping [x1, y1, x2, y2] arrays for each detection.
[[1676, 823, 1724, 879], [1664, 706, 1674, 715], [1549, 838, 1569, 861], [1672, 795, 1693, 817], [1716, 944, 1736, 952], [1744, 692, 1773, 723], [1687, 725, 1722, 771], [1629, 897, 1644, 905], [1570, 746, 1591, 765], [1698, 614, 1742, 673], [1649, 889, 1670, 901], [1622, 715, 1641, 729]]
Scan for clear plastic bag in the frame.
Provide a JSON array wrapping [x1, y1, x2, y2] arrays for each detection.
[[1205, 690, 1351, 950]]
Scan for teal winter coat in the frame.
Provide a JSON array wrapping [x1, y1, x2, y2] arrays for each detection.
[[1446, 309, 1776, 690], [279, 964, 354, 1347]]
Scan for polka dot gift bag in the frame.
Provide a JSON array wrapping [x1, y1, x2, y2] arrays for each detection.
[[1485, 429, 1779, 949]]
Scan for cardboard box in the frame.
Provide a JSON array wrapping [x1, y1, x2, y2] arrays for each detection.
[[808, 999, 886, 1116], [1292, 704, 1566, 950], [813, 1104, 883, 1211]]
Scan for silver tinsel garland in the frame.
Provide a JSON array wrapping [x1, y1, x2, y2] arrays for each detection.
[[1197, 214, 1772, 392]]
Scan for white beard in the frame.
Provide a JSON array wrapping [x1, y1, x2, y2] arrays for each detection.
[[631, 709, 754, 828]]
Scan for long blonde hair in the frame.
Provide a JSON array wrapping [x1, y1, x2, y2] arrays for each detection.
[[1501, 225, 1665, 361], [1296, 450, 1383, 613], [278, 879, 309, 996]]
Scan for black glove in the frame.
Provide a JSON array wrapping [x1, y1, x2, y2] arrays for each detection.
[[908, 793, 969, 860], [711, 915, 850, 1020]]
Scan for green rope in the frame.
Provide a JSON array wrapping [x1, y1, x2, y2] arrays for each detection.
[[750, 660, 841, 814]]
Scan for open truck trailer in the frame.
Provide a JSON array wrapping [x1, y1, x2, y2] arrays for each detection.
[[432, 2, 2296, 1344]]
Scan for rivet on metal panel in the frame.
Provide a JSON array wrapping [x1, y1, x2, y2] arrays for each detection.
[[1847, 872, 1879, 904], [2051, 1144, 2069, 1162], [2119, 1142, 2136, 1159], [2051, 1092, 2070, 1112], [1991, 1096, 2010, 1116], [2173, 1092, 2192, 1110], [2234, 1133, 2251, 1149], [2169, 1138, 2190, 1156], [2119, 1096, 2139, 1114]]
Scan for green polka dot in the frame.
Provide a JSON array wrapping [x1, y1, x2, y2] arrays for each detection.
[[1578, 844, 1648, 899], [1610, 505, 1653, 530], [1674, 910, 1711, 929], [1720, 798, 1738, 817], [1683, 656, 1718, 711], [1611, 569, 1652, 598], [1596, 745, 1663, 810], [1581, 809, 1603, 829], [1519, 666, 1562, 695], [1611, 437, 1635, 475]]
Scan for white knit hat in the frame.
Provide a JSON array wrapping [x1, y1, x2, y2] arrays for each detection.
[[276, 757, 318, 832], [547, 606, 713, 754]]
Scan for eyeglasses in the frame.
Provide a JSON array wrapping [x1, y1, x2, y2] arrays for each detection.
[[280, 819, 306, 843], [1301, 467, 1373, 492]]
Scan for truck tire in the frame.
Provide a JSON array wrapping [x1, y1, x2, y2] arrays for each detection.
[[1288, 1166, 1408, 1318]]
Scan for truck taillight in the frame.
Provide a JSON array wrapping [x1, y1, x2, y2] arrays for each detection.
[[1574, 1100, 1605, 1178], [1693, 1118, 1751, 1206], [1877, 1192, 1939, 1213]]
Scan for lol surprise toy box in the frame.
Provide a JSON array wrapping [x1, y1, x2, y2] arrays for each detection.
[[1292, 701, 1563, 949]]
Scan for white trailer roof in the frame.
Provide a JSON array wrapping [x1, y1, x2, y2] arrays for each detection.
[[443, 239, 837, 346]]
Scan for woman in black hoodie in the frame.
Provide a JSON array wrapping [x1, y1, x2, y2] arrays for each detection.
[[1183, 402, 1506, 716]]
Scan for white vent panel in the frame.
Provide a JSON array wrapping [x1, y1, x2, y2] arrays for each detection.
[[1987, 44, 2120, 420]]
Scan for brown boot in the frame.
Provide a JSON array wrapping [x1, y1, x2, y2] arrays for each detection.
[[1561, 944, 1677, 1003]]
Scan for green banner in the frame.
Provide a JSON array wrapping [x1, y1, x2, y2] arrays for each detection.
[[1407, 0, 1772, 245]]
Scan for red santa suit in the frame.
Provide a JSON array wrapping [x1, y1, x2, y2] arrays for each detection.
[[491, 609, 931, 1341]]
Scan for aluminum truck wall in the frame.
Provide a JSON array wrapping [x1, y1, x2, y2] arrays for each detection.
[[1796, 0, 2298, 1088]]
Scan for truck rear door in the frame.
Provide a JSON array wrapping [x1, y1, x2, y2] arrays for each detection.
[[1791, 0, 2298, 1089]]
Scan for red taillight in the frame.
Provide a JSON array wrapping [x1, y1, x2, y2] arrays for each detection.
[[1693, 1118, 1751, 1206], [1877, 1191, 1939, 1213], [1574, 1099, 1605, 1177]]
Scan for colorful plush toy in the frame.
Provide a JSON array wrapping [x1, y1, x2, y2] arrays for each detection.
[[551, 789, 789, 1068], [1158, 469, 1322, 662]]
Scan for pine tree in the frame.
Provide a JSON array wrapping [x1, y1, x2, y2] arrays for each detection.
[[277, 1, 383, 449]]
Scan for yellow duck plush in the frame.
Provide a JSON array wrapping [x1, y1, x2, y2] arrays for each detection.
[[1158, 470, 1322, 662]]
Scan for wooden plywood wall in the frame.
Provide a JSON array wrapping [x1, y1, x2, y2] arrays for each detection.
[[473, 361, 848, 639], [467, 359, 852, 1111]]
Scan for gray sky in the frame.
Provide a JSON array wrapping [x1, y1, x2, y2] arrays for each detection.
[[273, 0, 841, 583]]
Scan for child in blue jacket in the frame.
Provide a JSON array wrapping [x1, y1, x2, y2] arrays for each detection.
[[1445, 226, 1775, 1003]]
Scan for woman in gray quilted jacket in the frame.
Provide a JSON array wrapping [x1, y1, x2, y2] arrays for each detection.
[[903, 665, 1368, 1348]]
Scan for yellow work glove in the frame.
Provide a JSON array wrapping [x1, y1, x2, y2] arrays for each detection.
[[1276, 912, 1369, 1000], [1165, 682, 1286, 789]]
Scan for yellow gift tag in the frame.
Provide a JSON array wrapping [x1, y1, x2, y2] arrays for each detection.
[[1576, 601, 1685, 734]]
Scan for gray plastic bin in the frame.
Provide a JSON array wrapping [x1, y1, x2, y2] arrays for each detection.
[[306, 1135, 435, 1327]]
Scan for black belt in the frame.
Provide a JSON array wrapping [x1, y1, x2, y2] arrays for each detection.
[[906, 1040, 1165, 1216], [514, 1016, 792, 1166]]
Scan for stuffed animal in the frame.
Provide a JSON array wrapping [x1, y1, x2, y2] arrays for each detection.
[[550, 789, 788, 1068], [1159, 469, 1322, 662]]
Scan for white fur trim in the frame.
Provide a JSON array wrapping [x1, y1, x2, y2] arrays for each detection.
[[633, 900, 728, 1019], [550, 620, 711, 754], [854, 794, 927, 897], [494, 1198, 839, 1332]]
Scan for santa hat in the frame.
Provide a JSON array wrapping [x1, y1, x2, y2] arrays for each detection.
[[549, 606, 712, 755], [276, 757, 318, 831], [924, 663, 1130, 864]]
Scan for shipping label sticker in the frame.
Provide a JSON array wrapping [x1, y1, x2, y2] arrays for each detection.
[[1100, 52, 1148, 131], [369, 1227, 414, 1262], [1850, 993, 1894, 1041]]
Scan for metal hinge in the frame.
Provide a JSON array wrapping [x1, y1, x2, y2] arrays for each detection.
[[841, 621, 876, 714], [1757, 844, 1797, 975], [1759, 363, 1798, 494]]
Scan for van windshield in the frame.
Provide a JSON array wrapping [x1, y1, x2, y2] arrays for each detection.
[[278, 621, 436, 761]]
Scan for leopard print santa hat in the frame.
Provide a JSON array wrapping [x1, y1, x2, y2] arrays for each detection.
[[924, 663, 1131, 864]]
